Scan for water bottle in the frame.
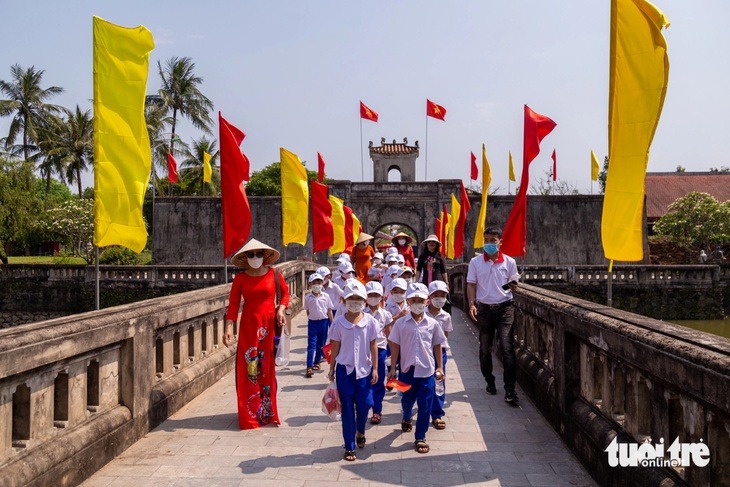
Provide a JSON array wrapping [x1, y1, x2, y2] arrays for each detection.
[[435, 371, 445, 396]]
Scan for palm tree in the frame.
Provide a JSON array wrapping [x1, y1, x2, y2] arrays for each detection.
[[0, 64, 64, 161], [157, 57, 214, 160], [180, 137, 219, 196], [145, 96, 178, 195]]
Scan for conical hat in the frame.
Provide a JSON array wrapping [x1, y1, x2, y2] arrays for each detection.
[[392, 232, 413, 245], [231, 238, 280, 269], [355, 232, 374, 245]]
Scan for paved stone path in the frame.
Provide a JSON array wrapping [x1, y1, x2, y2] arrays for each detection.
[[81, 307, 596, 487]]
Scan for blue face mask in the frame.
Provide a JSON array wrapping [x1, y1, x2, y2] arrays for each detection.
[[483, 243, 499, 255]]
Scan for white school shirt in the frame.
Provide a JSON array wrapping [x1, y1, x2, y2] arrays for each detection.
[[368, 265, 384, 281], [322, 281, 343, 310], [304, 292, 333, 320], [364, 306, 393, 349], [389, 313, 446, 378], [384, 296, 408, 320], [426, 308, 452, 351], [329, 313, 378, 379], [466, 252, 519, 305]]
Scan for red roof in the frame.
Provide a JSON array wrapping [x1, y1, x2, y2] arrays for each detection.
[[645, 172, 730, 219], [369, 139, 419, 156]]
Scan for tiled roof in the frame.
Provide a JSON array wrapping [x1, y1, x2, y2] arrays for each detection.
[[645, 172, 730, 219], [369, 138, 419, 156]]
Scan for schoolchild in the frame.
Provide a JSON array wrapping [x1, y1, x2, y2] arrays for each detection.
[[384, 278, 409, 322], [328, 280, 379, 461], [398, 266, 414, 285], [333, 261, 355, 290], [304, 273, 334, 378], [367, 252, 387, 282], [396, 254, 405, 267], [332, 253, 351, 282], [381, 264, 401, 295], [387, 282, 446, 454], [317, 266, 342, 319], [363, 281, 393, 425], [425, 280, 453, 429]]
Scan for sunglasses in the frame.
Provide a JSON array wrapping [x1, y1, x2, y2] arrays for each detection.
[[245, 251, 265, 259]]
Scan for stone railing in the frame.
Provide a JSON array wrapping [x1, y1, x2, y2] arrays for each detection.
[[0, 261, 317, 487], [520, 264, 722, 286], [449, 264, 730, 487]]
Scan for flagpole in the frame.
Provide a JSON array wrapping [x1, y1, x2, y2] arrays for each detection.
[[94, 246, 100, 310], [224, 258, 228, 284], [425, 115, 429, 181], [360, 117, 364, 181], [607, 260, 613, 307]]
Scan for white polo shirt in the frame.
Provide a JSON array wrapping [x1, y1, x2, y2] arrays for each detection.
[[304, 292, 333, 320], [389, 313, 446, 378], [364, 306, 393, 349], [329, 313, 378, 379], [426, 308, 452, 351], [466, 252, 518, 305], [322, 281, 343, 310]]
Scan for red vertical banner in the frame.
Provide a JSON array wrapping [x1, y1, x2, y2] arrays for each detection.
[[317, 152, 326, 183], [454, 181, 471, 258], [167, 153, 178, 183], [343, 205, 354, 253], [470, 152, 478, 180], [440, 203, 449, 250], [552, 149, 557, 181], [219, 112, 251, 258], [311, 181, 334, 253]]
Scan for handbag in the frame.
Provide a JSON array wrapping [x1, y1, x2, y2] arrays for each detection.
[[275, 329, 290, 366], [321, 381, 342, 421]]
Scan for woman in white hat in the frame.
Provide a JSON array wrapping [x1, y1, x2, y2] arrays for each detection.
[[224, 239, 289, 430], [415, 234, 447, 286], [352, 232, 375, 284]]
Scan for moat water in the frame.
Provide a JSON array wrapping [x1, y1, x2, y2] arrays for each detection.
[[669, 317, 730, 339]]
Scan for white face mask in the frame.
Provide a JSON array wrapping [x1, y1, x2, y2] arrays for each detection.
[[341, 273, 352, 280], [311, 284, 322, 293], [410, 303, 426, 315], [346, 301, 364, 313], [392, 292, 406, 303], [247, 256, 264, 269], [399, 238, 407, 246], [367, 296, 381, 307], [402, 277, 412, 284], [373, 259, 381, 265], [431, 297, 447, 308]]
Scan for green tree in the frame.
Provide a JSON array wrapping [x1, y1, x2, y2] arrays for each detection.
[[180, 137, 220, 195], [0, 64, 64, 161], [145, 95, 178, 195], [598, 156, 609, 194], [0, 157, 43, 257], [157, 57, 214, 160], [246, 161, 320, 196], [653, 192, 730, 250], [37, 198, 95, 263]]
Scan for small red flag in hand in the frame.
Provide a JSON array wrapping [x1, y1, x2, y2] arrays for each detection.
[[552, 149, 557, 181], [321, 343, 333, 363], [426, 99, 446, 121], [360, 101, 378, 122], [470, 151, 478, 180], [386, 379, 412, 392], [317, 152, 325, 183], [167, 153, 178, 183]]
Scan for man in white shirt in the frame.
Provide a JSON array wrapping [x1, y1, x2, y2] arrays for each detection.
[[466, 226, 520, 404]]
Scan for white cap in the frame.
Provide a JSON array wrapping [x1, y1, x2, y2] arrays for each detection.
[[365, 281, 384, 296], [387, 265, 401, 276], [342, 280, 367, 300], [396, 254, 405, 264], [316, 266, 331, 277], [386, 254, 398, 264], [406, 282, 429, 300], [390, 278, 407, 292], [428, 280, 449, 295], [398, 266, 414, 276], [308, 273, 323, 283], [338, 253, 351, 262], [387, 247, 398, 255], [337, 262, 355, 274], [373, 252, 384, 260]]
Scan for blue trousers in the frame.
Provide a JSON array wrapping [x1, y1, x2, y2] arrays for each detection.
[[372, 348, 387, 414], [399, 366, 435, 442], [336, 364, 373, 451], [307, 318, 329, 368], [432, 349, 448, 420]]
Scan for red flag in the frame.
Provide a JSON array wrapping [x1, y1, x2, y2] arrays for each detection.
[[317, 152, 325, 183], [440, 203, 449, 248], [167, 153, 178, 183], [311, 181, 334, 253], [454, 181, 471, 258], [470, 151, 478, 180], [426, 99, 446, 121], [501, 105, 557, 257], [360, 101, 378, 122], [435, 217, 442, 237], [219, 112, 252, 258], [343, 205, 354, 252], [552, 149, 557, 181]]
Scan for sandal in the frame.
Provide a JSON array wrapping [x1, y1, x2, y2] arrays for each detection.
[[312, 364, 321, 371], [401, 419, 413, 433], [415, 440, 430, 454], [344, 450, 356, 461], [356, 435, 366, 448], [305, 368, 313, 378], [432, 418, 446, 430], [370, 413, 382, 424]]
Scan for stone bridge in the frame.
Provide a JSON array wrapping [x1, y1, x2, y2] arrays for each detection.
[[1, 262, 728, 486]]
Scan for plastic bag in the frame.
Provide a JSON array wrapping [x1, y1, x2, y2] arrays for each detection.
[[321, 381, 341, 421], [275, 330, 290, 366]]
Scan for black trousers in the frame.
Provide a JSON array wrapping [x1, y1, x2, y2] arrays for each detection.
[[477, 304, 517, 391]]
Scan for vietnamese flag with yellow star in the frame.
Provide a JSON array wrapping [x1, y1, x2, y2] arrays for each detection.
[[426, 99, 446, 121], [360, 101, 378, 122]]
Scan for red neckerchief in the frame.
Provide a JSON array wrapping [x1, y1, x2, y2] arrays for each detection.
[[483, 251, 505, 263]]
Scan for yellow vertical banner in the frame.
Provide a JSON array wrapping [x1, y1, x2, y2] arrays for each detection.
[[328, 195, 345, 255], [602, 0, 669, 261], [352, 213, 361, 244], [591, 150, 600, 181], [447, 194, 460, 259], [474, 144, 492, 248], [92, 16, 154, 253], [508, 150, 516, 182], [280, 147, 309, 246], [203, 151, 212, 183]]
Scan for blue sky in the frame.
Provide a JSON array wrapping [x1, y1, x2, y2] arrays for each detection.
[[2, 0, 728, 194]]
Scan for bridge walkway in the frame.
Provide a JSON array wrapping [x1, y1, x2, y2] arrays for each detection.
[[80, 306, 596, 487]]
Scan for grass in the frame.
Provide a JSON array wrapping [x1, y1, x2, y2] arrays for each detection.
[[8, 255, 88, 265]]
